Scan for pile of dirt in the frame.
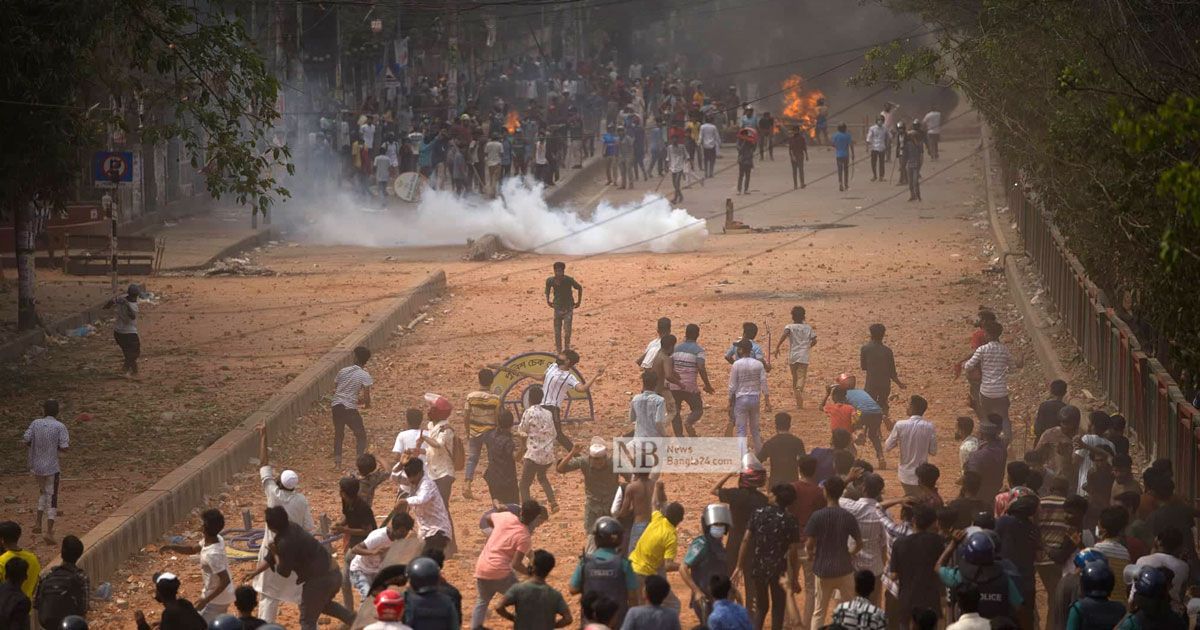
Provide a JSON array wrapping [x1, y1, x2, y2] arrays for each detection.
[[197, 257, 276, 277]]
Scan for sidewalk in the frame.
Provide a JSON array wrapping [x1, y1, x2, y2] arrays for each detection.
[[0, 204, 272, 350]]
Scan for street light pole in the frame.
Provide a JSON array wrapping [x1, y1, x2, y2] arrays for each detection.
[[107, 167, 120, 293]]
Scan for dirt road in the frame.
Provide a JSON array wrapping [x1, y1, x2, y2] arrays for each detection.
[[84, 126, 1054, 628]]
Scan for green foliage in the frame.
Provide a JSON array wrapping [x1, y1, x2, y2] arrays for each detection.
[[0, 0, 289, 215], [858, 0, 1200, 378]]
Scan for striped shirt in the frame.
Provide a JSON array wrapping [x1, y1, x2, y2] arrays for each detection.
[[541, 362, 580, 408], [839, 497, 888, 574], [728, 357, 768, 398], [831, 596, 887, 629], [465, 390, 501, 438], [24, 416, 69, 476], [332, 365, 373, 409], [876, 505, 914, 547], [669, 340, 705, 393], [962, 341, 1017, 399]]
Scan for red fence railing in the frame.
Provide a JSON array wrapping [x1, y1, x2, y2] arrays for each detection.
[[1002, 164, 1199, 501]]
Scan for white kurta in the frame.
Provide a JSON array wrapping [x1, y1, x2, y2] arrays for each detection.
[[253, 465, 315, 602]]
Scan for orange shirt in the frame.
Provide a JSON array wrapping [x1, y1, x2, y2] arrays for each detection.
[[824, 401, 857, 433]]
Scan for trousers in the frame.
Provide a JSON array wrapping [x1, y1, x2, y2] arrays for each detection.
[[35, 473, 60, 520], [298, 569, 355, 630], [519, 459, 557, 507], [733, 395, 762, 454], [553, 306, 574, 352], [671, 390, 704, 436], [811, 572, 855, 630], [472, 574, 518, 629], [331, 405, 367, 465]]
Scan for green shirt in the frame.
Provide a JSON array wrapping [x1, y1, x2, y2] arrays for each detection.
[[502, 580, 570, 630], [545, 275, 582, 309]]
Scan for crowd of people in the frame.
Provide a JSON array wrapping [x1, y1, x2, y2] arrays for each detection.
[[12, 277, 1200, 630]]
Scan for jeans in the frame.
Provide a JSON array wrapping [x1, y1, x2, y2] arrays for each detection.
[[748, 574, 787, 630], [299, 569, 355, 630], [907, 163, 922, 199], [737, 164, 752, 192], [650, 148, 665, 175], [349, 568, 373, 599], [114, 331, 140, 374], [331, 405, 367, 466], [671, 171, 684, 201], [472, 574, 518, 628], [465, 433, 487, 480], [836, 156, 850, 188], [791, 159, 805, 188], [703, 147, 716, 177], [553, 306, 574, 352], [979, 394, 1012, 444], [732, 395, 762, 454], [811, 572, 855, 630], [871, 150, 886, 179], [671, 390, 703, 437], [519, 459, 557, 507], [605, 156, 617, 182]]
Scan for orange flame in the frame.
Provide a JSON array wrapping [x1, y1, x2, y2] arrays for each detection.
[[780, 74, 825, 138], [505, 110, 521, 134]]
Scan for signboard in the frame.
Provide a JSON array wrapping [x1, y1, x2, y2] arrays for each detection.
[[393, 171, 425, 202], [92, 151, 135, 188], [491, 352, 595, 423]]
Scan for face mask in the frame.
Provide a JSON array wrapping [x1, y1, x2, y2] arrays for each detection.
[[710, 525, 727, 538]]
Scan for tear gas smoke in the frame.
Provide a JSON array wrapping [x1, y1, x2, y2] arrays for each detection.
[[301, 177, 709, 255]]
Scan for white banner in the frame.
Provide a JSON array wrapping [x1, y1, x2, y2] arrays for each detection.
[[612, 437, 743, 474]]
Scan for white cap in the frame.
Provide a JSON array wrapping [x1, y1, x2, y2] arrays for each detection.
[[588, 437, 608, 457], [280, 470, 300, 490], [154, 572, 179, 584]]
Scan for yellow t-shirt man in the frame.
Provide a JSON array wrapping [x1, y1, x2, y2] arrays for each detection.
[[629, 510, 677, 576], [0, 548, 42, 598], [464, 390, 501, 438]]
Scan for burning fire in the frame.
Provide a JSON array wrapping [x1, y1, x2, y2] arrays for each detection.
[[780, 74, 825, 138], [505, 110, 521, 134]]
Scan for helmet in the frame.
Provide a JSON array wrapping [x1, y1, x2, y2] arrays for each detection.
[[375, 589, 406, 621], [208, 614, 243, 630], [407, 556, 441, 592], [593, 516, 625, 548], [702, 504, 733, 528], [1073, 547, 1107, 569], [424, 393, 453, 421], [835, 373, 856, 390], [912, 118, 921, 127], [61, 616, 89, 630], [1133, 565, 1169, 598], [1080, 562, 1115, 598], [962, 531, 996, 565]]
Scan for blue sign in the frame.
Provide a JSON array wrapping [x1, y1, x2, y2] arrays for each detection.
[[92, 151, 135, 186]]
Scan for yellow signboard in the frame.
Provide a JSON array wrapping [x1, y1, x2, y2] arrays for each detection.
[[491, 352, 595, 423]]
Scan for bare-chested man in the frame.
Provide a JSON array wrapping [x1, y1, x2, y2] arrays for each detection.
[[650, 334, 681, 421], [617, 472, 666, 555]]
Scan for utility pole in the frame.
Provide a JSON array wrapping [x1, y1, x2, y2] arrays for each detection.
[[105, 166, 120, 293]]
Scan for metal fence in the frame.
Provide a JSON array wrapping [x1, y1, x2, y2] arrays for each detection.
[[1001, 165, 1199, 501]]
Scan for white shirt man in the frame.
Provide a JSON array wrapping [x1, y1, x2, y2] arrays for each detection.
[[398, 470, 453, 543], [542, 362, 581, 410], [423, 419, 456, 481], [884, 412, 937, 489], [699, 122, 720, 149], [922, 110, 942, 135], [640, 337, 662, 370], [866, 122, 888, 153], [360, 122, 376, 150]]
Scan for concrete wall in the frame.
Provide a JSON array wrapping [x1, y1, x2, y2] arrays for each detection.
[[69, 270, 446, 583]]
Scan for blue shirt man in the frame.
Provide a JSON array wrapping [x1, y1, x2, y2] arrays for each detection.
[[832, 129, 853, 159], [845, 388, 882, 415]]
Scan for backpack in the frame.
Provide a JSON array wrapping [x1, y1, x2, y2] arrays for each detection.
[[36, 565, 88, 627]]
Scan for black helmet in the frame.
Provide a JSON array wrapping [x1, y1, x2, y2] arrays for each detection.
[[1080, 562, 1115, 598], [209, 614, 243, 630], [61, 616, 89, 630], [1134, 565, 1169, 598], [408, 556, 442, 591], [963, 531, 996, 565], [593, 516, 624, 548]]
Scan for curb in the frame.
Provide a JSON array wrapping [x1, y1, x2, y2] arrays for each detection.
[[0, 299, 114, 364], [64, 270, 446, 583], [163, 226, 279, 272], [979, 124, 1069, 382]]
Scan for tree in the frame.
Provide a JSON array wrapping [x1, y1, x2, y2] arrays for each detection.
[[854, 0, 1200, 379], [1, 0, 290, 330]]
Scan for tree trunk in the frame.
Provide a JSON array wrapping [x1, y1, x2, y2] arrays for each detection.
[[15, 200, 39, 330]]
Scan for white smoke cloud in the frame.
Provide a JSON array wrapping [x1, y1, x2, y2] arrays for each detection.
[[296, 177, 709, 255]]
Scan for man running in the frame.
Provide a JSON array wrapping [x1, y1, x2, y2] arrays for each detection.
[[331, 346, 373, 469]]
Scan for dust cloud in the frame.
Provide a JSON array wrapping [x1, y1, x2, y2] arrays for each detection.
[[298, 177, 709, 255]]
